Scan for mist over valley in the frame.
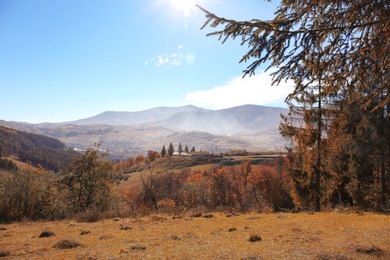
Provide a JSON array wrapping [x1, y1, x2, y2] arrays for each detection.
[[0, 104, 288, 159]]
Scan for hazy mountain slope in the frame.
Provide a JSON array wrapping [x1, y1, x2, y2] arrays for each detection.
[[160, 105, 287, 136], [67, 105, 207, 125]]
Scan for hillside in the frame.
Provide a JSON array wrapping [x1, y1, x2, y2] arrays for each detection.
[[0, 126, 78, 172], [0, 105, 289, 159]]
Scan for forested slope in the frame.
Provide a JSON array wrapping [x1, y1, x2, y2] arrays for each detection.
[[0, 126, 78, 172]]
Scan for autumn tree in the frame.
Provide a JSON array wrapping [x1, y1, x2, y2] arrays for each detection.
[[198, 1, 390, 210], [147, 150, 158, 162], [0, 168, 68, 221], [64, 145, 115, 213]]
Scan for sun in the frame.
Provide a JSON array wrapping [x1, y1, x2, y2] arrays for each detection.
[[170, 0, 196, 18]]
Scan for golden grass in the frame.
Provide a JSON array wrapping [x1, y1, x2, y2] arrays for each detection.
[[0, 212, 389, 259]]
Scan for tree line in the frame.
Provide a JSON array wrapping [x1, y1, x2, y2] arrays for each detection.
[[160, 143, 196, 157]]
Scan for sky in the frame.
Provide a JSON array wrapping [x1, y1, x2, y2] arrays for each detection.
[[0, 0, 293, 123]]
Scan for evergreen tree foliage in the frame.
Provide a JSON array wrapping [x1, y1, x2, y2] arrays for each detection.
[[168, 143, 174, 157], [198, 1, 390, 210], [0, 126, 78, 172], [185, 145, 190, 154], [178, 142, 183, 155], [161, 145, 167, 157]]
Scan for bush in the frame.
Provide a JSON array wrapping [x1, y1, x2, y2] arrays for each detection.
[[0, 169, 68, 222]]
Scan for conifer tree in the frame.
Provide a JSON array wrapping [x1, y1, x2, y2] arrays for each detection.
[[185, 145, 190, 154], [168, 143, 174, 157], [198, 1, 390, 210], [161, 145, 166, 158], [178, 142, 183, 155]]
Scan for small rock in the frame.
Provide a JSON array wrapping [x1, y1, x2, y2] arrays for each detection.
[[228, 227, 237, 232], [80, 230, 91, 235]]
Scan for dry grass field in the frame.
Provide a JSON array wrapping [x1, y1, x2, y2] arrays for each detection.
[[0, 211, 389, 259]]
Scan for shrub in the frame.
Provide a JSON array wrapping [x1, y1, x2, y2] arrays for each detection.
[[0, 169, 68, 222]]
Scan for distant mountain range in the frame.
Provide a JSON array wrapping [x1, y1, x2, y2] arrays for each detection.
[[67, 105, 207, 125], [0, 104, 289, 159]]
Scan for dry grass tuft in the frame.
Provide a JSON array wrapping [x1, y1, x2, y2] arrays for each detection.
[[39, 230, 55, 238], [130, 243, 146, 250], [80, 230, 91, 235], [166, 234, 181, 240], [150, 215, 167, 222], [0, 250, 10, 257], [192, 212, 202, 218], [75, 209, 102, 223], [316, 253, 349, 260], [99, 235, 113, 240], [53, 239, 80, 249], [248, 234, 262, 242], [203, 213, 214, 218], [241, 256, 263, 260], [355, 245, 385, 256]]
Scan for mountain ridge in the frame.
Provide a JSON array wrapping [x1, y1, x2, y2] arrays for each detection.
[[64, 105, 207, 126], [0, 104, 289, 159]]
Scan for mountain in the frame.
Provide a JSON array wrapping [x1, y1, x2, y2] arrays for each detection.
[[0, 104, 289, 159], [159, 105, 286, 136], [66, 105, 207, 125]]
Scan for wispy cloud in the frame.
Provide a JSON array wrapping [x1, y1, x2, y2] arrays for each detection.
[[147, 45, 194, 66], [183, 70, 294, 109], [155, 53, 184, 66]]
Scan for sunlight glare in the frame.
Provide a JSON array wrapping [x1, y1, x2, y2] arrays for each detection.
[[170, 0, 196, 18]]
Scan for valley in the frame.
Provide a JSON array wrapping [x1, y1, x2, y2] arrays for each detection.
[[0, 104, 289, 159]]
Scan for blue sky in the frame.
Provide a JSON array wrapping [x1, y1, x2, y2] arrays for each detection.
[[0, 0, 293, 123]]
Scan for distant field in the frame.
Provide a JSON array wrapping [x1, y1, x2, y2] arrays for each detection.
[[1, 212, 388, 259]]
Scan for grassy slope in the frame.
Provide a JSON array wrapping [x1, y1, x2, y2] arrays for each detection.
[[1, 212, 388, 259]]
